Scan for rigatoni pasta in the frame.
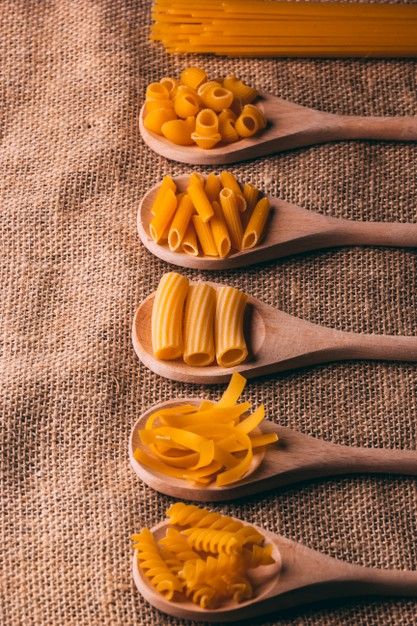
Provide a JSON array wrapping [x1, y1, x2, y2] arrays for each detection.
[[142, 66, 266, 149], [150, 272, 249, 368]]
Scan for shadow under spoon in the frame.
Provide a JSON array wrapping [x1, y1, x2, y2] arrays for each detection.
[[132, 282, 417, 384], [138, 175, 417, 270], [139, 93, 417, 165], [129, 398, 417, 502], [132, 517, 417, 622]]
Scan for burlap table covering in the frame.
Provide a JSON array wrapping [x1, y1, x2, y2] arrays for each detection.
[[1, 0, 417, 624]]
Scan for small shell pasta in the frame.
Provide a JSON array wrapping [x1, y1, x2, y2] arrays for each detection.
[[146, 82, 170, 100], [242, 197, 271, 249], [180, 66, 207, 90], [223, 75, 258, 104], [182, 527, 240, 555], [235, 108, 261, 138], [151, 272, 189, 360], [200, 85, 234, 111], [174, 91, 200, 118], [183, 283, 216, 366], [215, 285, 248, 368], [194, 109, 219, 137], [161, 117, 195, 145], [159, 76, 178, 97], [144, 107, 177, 135]]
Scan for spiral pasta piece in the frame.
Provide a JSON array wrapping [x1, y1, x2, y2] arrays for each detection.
[[183, 283, 216, 366], [133, 529, 183, 600], [182, 527, 240, 555], [151, 272, 189, 360], [159, 528, 199, 562], [215, 285, 248, 368], [219, 117, 240, 143]]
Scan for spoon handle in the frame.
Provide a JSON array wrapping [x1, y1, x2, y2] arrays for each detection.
[[345, 564, 417, 597], [329, 218, 417, 248], [322, 441, 417, 476], [334, 114, 417, 142], [333, 331, 417, 363]]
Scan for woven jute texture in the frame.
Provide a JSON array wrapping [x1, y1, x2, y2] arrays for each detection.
[[1, 1, 417, 625]]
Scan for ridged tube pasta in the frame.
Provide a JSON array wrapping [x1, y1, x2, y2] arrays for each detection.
[[222, 75, 258, 104], [219, 188, 243, 250], [149, 188, 177, 242], [215, 285, 248, 368], [192, 216, 218, 257], [200, 85, 234, 111], [161, 117, 195, 145], [181, 222, 199, 256], [210, 201, 231, 258], [242, 182, 259, 211], [183, 283, 216, 366], [174, 91, 200, 118], [180, 66, 207, 90], [187, 180, 214, 222], [151, 272, 189, 360], [144, 107, 177, 135], [151, 176, 176, 216], [242, 197, 271, 249], [132, 529, 183, 600], [219, 170, 242, 197], [168, 194, 194, 250]]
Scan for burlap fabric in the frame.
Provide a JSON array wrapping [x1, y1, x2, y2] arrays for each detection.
[[1, 1, 417, 624]]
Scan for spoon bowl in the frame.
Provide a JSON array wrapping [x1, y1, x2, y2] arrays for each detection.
[[139, 93, 417, 165], [138, 175, 417, 270], [129, 399, 417, 501], [132, 280, 417, 384], [132, 517, 417, 622]]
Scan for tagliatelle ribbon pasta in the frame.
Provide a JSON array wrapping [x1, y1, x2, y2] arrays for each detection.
[[135, 373, 278, 486]]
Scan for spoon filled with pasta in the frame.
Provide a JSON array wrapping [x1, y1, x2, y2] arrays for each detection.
[[139, 66, 417, 165], [138, 172, 417, 270], [132, 503, 417, 621], [132, 272, 417, 384], [129, 374, 417, 501]]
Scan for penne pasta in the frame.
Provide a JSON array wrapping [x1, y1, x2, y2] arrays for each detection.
[[149, 188, 177, 242], [219, 170, 242, 197], [204, 173, 222, 201], [151, 272, 189, 360], [181, 222, 199, 256], [192, 215, 218, 257], [183, 283, 216, 366], [151, 175, 177, 216], [215, 285, 248, 368], [210, 201, 231, 258], [219, 188, 243, 250], [187, 180, 214, 222], [242, 197, 271, 249], [242, 183, 259, 212], [168, 194, 195, 251]]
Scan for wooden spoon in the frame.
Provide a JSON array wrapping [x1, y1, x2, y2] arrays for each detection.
[[139, 94, 417, 165], [132, 518, 417, 622], [132, 282, 417, 384], [138, 175, 417, 270], [129, 399, 417, 502]]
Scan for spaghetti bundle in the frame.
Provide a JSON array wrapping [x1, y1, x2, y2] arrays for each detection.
[[151, 0, 417, 58]]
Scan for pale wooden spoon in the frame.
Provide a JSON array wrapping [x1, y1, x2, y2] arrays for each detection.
[[132, 518, 417, 622], [138, 175, 417, 270], [129, 399, 417, 502], [132, 282, 417, 384], [139, 94, 417, 165]]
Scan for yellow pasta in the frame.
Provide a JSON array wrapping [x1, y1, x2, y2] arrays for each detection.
[[219, 188, 243, 250], [223, 75, 258, 104], [180, 66, 207, 90], [199, 85, 234, 111], [174, 91, 200, 118], [168, 194, 194, 250], [182, 527, 240, 555], [215, 285, 248, 367], [181, 222, 199, 256], [161, 117, 195, 145], [132, 528, 183, 600], [144, 107, 177, 135], [242, 103, 267, 129], [191, 134, 222, 149], [197, 80, 222, 98], [242, 182, 259, 212], [187, 179, 214, 222], [146, 82, 170, 100], [159, 528, 199, 562], [192, 216, 218, 257], [145, 98, 175, 114], [194, 109, 218, 136], [219, 170, 241, 197], [204, 173, 221, 201], [242, 197, 271, 249], [235, 109, 261, 138], [159, 76, 178, 97], [151, 272, 189, 360], [210, 200, 231, 258], [150, 175, 176, 216], [183, 283, 216, 366], [149, 188, 177, 242], [219, 117, 239, 143]]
